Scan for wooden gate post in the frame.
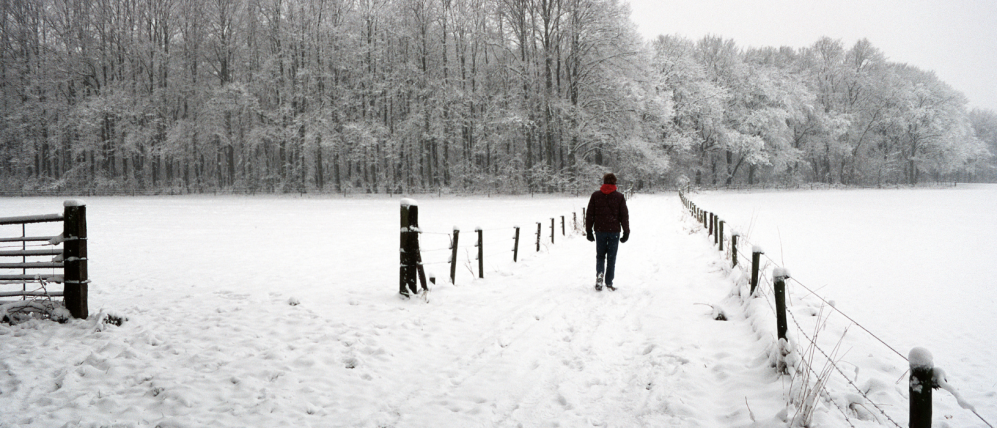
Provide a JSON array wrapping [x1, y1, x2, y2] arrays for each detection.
[[513, 226, 520, 262], [476, 228, 484, 278], [773, 269, 789, 341], [909, 347, 934, 428], [450, 228, 460, 284], [750, 246, 763, 296], [63, 201, 88, 319]]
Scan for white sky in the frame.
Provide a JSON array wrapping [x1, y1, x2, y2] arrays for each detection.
[[625, 0, 997, 112]]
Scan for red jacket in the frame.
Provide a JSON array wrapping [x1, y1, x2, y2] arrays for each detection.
[[585, 185, 630, 234]]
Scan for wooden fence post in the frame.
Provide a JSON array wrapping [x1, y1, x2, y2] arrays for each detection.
[[513, 226, 520, 262], [399, 199, 425, 297], [476, 228, 484, 278], [773, 268, 789, 341], [731, 233, 739, 267], [536, 222, 541, 252], [714, 217, 720, 246], [550, 218, 555, 244], [561, 216, 565, 236], [63, 201, 88, 319], [708, 212, 714, 236], [750, 247, 763, 296], [718, 220, 724, 250], [573, 212, 577, 232], [450, 228, 460, 285], [909, 347, 934, 428]]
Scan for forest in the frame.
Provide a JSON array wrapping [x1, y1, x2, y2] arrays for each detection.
[[2, 0, 996, 195]]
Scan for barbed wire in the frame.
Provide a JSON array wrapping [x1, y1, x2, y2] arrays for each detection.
[[724, 221, 901, 426], [785, 304, 905, 428], [683, 196, 995, 428], [786, 277, 908, 363], [721, 217, 909, 364]]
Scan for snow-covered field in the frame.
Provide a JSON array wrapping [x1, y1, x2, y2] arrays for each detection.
[[0, 189, 993, 427], [694, 184, 997, 427]]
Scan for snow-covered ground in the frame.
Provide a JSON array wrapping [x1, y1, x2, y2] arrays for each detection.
[[0, 190, 993, 427], [694, 184, 997, 427]]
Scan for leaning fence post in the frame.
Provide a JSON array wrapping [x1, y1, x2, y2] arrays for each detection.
[[513, 226, 520, 262], [63, 200, 88, 319], [536, 222, 541, 252], [773, 268, 789, 342], [750, 246, 763, 296], [450, 227, 460, 285], [731, 232, 739, 267], [909, 347, 934, 428]]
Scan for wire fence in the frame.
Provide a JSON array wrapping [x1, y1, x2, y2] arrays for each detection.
[[399, 204, 589, 293], [679, 191, 993, 428]]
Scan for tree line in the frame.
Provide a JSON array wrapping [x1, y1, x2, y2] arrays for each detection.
[[1, 0, 994, 195]]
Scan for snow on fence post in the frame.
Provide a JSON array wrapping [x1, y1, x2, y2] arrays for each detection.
[[450, 228, 460, 285], [476, 228, 484, 279], [536, 222, 541, 252], [399, 198, 425, 297], [908, 347, 934, 428], [750, 246, 763, 296], [63, 201, 88, 319], [773, 268, 790, 342], [513, 226, 520, 262]]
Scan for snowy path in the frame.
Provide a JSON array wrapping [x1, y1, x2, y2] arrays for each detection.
[[0, 195, 787, 427]]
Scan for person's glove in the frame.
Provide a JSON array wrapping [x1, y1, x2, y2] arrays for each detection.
[[620, 231, 629, 243], [586, 231, 594, 242]]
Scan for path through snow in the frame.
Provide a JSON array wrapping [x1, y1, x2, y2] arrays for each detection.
[[1, 195, 787, 427]]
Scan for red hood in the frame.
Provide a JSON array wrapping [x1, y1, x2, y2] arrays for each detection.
[[600, 184, 617, 194]]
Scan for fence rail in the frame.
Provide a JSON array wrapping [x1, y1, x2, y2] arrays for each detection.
[[0, 201, 88, 320]]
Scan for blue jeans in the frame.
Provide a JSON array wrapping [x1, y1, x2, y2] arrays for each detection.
[[595, 232, 620, 286]]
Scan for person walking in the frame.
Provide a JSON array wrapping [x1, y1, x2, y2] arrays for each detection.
[[585, 173, 630, 291]]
